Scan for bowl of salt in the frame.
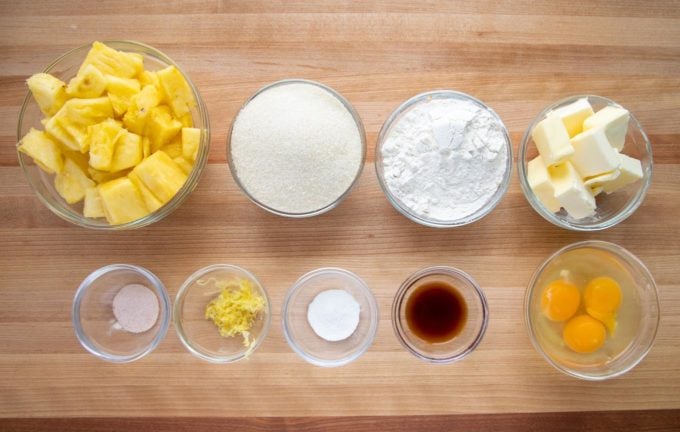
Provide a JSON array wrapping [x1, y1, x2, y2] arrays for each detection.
[[282, 268, 379, 367]]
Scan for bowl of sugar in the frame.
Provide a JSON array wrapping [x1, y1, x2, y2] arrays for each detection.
[[228, 79, 366, 217], [72, 264, 170, 363], [282, 268, 379, 367]]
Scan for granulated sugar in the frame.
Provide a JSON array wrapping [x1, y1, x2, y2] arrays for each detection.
[[112, 283, 159, 333], [230, 82, 363, 214], [381, 96, 509, 222], [307, 289, 361, 342]]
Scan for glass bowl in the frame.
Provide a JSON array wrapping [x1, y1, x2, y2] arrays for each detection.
[[518, 95, 652, 231], [392, 266, 489, 363], [16, 40, 210, 230], [525, 241, 660, 380], [227, 79, 366, 218], [173, 264, 271, 363], [72, 264, 171, 363], [375, 90, 513, 228], [282, 268, 379, 367]]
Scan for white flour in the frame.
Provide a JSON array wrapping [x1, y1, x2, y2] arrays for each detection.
[[307, 289, 360, 342], [231, 82, 363, 214], [381, 97, 509, 222]]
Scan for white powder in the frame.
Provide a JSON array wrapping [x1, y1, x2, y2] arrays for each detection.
[[307, 289, 361, 342], [381, 97, 509, 222], [112, 284, 159, 334], [230, 82, 363, 214]]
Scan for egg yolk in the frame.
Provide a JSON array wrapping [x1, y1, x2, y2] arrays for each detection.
[[563, 314, 607, 353], [584, 276, 622, 333], [541, 279, 580, 322]]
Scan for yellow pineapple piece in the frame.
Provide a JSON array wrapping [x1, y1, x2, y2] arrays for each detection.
[[179, 113, 193, 128], [157, 65, 195, 118], [110, 131, 143, 172], [122, 84, 161, 135], [147, 105, 182, 152], [138, 70, 159, 88], [86, 118, 125, 171], [79, 41, 143, 79], [45, 97, 113, 152], [97, 177, 149, 225], [18, 128, 64, 174], [131, 150, 187, 203], [88, 167, 129, 184], [142, 136, 152, 158], [27, 73, 68, 117], [55, 156, 95, 204], [83, 187, 106, 218], [181, 127, 200, 161], [106, 75, 141, 117], [173, 156, 193, 175], [128, 171, 163, 212], [66, 64, 107, 98], [160, 135, 183, 159]]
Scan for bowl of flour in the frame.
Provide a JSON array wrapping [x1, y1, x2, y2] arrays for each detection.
[[229, 79, 366, 217], [375, 91, 512, 227]]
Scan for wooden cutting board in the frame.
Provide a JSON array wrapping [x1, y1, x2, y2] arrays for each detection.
[[1, 1, 679, 430]]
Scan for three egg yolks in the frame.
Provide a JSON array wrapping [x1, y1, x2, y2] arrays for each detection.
[[540, 276, 622, 354]]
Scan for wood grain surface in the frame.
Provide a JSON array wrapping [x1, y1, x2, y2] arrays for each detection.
[[1, 0, 679, 430]]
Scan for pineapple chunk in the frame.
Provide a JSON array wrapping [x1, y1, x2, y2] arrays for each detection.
[[27, 73, 68, 117], [86, 119, 125, 171], [128, 171, 163, 212], [98, 177, 149, 225], [132, 150, 187, 203], [147, 105, 182, 152], [18, 128, 64, 174], [179, 113, 193, 128], [79, 41, 143, 79], [142, 136, 152, 158], [106, 75, 141, 117], [45, 97, 113, 152], [160, 135, 183, 159], [66, 64, 107, 98], [138, 70, 159, 88], [181, 127, 200, 161], [55, 157, 95, 204], [157, 65, 195, 118], [123, 84, 161, 135], [110, 131, 143, 172], [83, 187, 106, 218], [173, 156, 193, 175], [88, 167, 129, 184]]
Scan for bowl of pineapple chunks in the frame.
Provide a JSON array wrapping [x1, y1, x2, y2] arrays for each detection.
[[16, 41, 210, 229]]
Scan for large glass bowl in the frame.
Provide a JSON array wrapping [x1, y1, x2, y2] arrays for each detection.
[[518, 95, 652, 231], [16, 40, 210, 229], [525, 241, 660, 380]]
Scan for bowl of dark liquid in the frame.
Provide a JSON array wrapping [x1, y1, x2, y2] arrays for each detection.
[[392, 266, 489, 363]]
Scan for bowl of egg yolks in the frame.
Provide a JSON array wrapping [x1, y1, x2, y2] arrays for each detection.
[[525, 240, 659, 380]]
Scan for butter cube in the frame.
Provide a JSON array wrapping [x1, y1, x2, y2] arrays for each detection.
[[584, 170, 620, 196], [602, 153, 643, 194], [527, 156, 561, 212], [549, 98, 594, 137], [583, 106, 630, 151], [569, 127, 620, 178], [532, 115, 574, 166], [549, 161, 596, 219]]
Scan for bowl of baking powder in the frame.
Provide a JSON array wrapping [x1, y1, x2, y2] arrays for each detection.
[[375, 90, 512, 227]]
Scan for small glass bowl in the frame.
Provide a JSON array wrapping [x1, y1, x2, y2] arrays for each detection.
[[282, 268, 379, 367], [72, 264, 171, 363], [227, 79, 366, 218], [525, 241, 660, 380], [173, 264, 271, 363], [16, 40, 210, 230], [518, 95, 652, 231], [392, 266, 489, 363], [375, 90, 513, 228]]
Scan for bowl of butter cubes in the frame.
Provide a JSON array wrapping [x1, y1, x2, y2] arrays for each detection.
[[518, 95, 652, 231]]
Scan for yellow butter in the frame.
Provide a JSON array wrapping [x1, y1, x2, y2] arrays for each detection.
[[569, 127, 620, 179], [549, 161, 596, 219], [549, 98, 594, 138], [532, 115, 574, 166], [527, 156, 561, 213], [583, 106, 629, 151], [601, 153, 643, 194]]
